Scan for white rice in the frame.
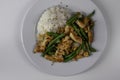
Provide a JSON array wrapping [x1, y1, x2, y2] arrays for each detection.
[[37, 6, 71, 34]]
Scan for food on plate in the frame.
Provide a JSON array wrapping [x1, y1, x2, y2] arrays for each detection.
[[34, 6, 96, 62]]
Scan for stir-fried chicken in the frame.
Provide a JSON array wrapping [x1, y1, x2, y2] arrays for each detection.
[[88, 30, 93, 44], [56, 36, 73, 55], [70, 32, 82, 44], [64, 25, 74, 34], [34, 34, 53, 53], [44, 55, 64, 62]]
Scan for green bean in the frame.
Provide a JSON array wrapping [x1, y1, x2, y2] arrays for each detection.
[[86, 42, 91, 52], [86, 42, 96, 52], [90, 21, 95, 30], [47, 33, 65, 48], [72, 24, 82, 37], [64, 50, 76, 59], [44, 45, 55, 54], [81, 41, 86, 51], [89, 46, 97, 52], [56, 39, 61, 43], [64, 45, 81, 62], [48, 52, 55, 55], [79, 28, 88, 40], [42, 45, 55, 57], [64, 42, 84, 59], [66, 12, 81, 25], [72, 24, 87, 40], [47, 32, 59, 38], [87, 10, 95, 18], [42, 34, 65, 57]]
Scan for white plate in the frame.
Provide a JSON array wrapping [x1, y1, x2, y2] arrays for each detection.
[[21, 0, 107, 76]]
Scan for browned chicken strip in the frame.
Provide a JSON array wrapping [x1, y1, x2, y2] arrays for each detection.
[[70, 32, 82, 44]]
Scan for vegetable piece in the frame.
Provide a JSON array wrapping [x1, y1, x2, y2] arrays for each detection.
[[76, 20, 86, 28], [90, 21, 95, 30], [64, 45, 81, 62], [87, 10, 95, 18], [72, 24, 87, 40], [86, 42, 91, 52], [64, 51, 75, 59], [70, 32, 82, 44], [72, 24, 82, 37], [79, 28, 88, 40], [86, 42, 96, 52], [47, 32, 59, 38], [66, 12, 81, 25], [48, 52, 55, 55], [56, 39, 61, 43], [81, 41, 86, 51], [42, 45, 55, 56], [64, 43, 82, 59], [90, 46, 97, 52], [47, 33, 65, 48]]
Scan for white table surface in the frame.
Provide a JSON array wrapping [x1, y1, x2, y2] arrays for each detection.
[[0, 0, 120, 80]]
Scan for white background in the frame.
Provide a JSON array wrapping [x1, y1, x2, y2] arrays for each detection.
[[0, 0, 120, 80]]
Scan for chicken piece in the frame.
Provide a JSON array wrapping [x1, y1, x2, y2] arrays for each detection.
[[44, 55, 55, 61], [84, 27, 88, 33], [83, 51, 89, 57], [52, 55, 64, 62], [34, 42, 45, 53], [71, 42, 80, 51], [84, 17, 90, 25], [88, 30, 93, 44], [62, 36, 70, 42], [72, 46, 78, 51], [70, 32, 82, 44], [79, 49, 84, 55], [55, 49, 65, 56], [69, 27, 74, 32], [34, 34, 53, 53], [64, 25, 74, 34], [64, 26, 70, 34], [44, 55, 64, 62], [57, 27, 65, 33], [74, 54, 83, 61], [37, 34, 44, 41], [55, 36, 73, 55], [76, 20, 86, 28]]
